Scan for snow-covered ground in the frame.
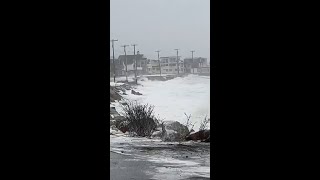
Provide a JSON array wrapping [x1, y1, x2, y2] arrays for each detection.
[[111, 74, 210, 132]]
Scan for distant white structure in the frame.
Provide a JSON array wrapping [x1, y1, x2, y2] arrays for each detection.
[[146, 59, 161, 74], [159, 56, 185, 74], [146, 56, 209, 75]]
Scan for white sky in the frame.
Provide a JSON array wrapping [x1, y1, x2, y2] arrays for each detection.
[[110, 0, 210, 61]]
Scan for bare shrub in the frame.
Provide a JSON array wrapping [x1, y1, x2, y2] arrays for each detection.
[[184, 113, 195, 132], [174, 113, 195, 142], [163, 113, 195, 142], [121, 101, 158, 137], [199, 115, 210, 131]]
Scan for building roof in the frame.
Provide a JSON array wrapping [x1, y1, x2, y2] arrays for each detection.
[[117, 54, 146, 64]]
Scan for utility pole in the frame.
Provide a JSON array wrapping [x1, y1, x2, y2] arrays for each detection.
[[191, 50, 195, 74], [121, 45, 129, 82], [200, 58, 203, 74], [155, 50, 161, 76], [182, 59, 185, 74], [131, 44, 138, 84], [111, 39, 118, 82], [174, 49, 179, 75]]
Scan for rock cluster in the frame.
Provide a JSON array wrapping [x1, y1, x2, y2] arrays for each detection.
[[111, 83, 143, 96], [110, 86, 122, 102], [159, 121, 190, 142]]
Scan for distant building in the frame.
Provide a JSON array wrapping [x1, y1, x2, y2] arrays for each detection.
[[146, 59, 161, 74], [117, 53, 148, 76], [110, 58, 124, 77], [159, 56, 185, 74], [184, 57, 208, 74], [191, 66, 210, 75]]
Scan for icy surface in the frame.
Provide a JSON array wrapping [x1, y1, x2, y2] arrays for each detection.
[[118, 74, 210, 131]]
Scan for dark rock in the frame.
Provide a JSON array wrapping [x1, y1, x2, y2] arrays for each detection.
[[110, 86, 122, 102], [116, 118, 129, 133], [160, 121, 190, 142], [119, 126, 129, 133], [131, 90, 142, 95], [186, 129, 210, 142], [203, 135, 210, 142]]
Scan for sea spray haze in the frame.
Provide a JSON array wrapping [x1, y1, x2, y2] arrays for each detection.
[[119, 75, 210, 131]]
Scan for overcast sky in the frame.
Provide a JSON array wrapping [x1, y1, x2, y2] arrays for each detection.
[[110, 0, 210, 61]]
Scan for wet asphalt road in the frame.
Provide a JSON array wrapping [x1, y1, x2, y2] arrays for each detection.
[[110, 136, 211, 180], [110, 151, 154, 180], [110, 151, 210, 180]]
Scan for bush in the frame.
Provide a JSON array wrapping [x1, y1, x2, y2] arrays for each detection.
[[184, 113, 195, 133], [199, 115, 210, 131], [121, 101, 158, 137]]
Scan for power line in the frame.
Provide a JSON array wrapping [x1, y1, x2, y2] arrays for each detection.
[[131, 44, 138, 84], [111, 39, 118, 82], [155, 50, 161, 76], [191, 50, 195, 74], [121, 45, 129, 82], [174, 49, 180, 75]]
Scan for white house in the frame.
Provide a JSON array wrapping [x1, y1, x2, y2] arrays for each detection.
[[159, 56, 185, 74], [146, 59, 161, 74]]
